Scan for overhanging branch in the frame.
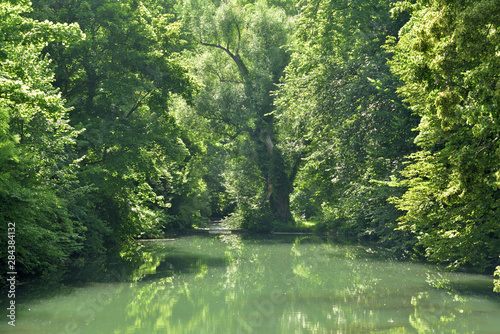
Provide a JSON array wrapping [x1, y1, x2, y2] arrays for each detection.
[[200, 41, 249, 77]]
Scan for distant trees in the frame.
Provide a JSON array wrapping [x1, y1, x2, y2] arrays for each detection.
[[178, 0, 296, 228]]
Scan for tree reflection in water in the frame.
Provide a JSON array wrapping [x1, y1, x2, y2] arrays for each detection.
[[116, 236, 499, 334], [3, 235, 499, 334]]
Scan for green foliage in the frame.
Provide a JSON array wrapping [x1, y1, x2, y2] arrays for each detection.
[[0, 0, 85, 275], [2, 0, 499, 286], [388, 0, 500, 271], [179, 0, 295, 227], [495, 264, 500, 293], [29, 0, 202, 244], [275, 0, 418, 249], [0, 0, 203, 277]]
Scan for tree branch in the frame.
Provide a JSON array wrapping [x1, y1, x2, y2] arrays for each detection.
[[125, 89, 153, 119], [227, 128, 246, 140], [475, 136, 499, 157], [200, 40, 249, 77]]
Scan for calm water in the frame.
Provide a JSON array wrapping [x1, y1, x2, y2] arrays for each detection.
[[1, 235, 499, 333]]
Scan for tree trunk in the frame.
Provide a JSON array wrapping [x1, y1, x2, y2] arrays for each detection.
[[261, 129, 294, 223], [272, 187, 292, 222], [201, 40, 294, 224]]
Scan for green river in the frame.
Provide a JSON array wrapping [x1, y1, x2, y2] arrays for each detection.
[[2, 235, 499, 333]]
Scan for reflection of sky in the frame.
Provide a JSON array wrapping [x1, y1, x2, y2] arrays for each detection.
[[2, 235, 499, 334]]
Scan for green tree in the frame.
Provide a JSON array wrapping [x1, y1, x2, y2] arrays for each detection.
[[180, 0, 295, 227], [0, 0, 85, 275], [388, 0, 500, 271], [275, 0, 417, 247], [30, 0, 203, 244]]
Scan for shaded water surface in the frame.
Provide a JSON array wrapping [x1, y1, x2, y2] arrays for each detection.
[[1, 235, 499, 333]]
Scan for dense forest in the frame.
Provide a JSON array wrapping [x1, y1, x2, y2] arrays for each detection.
[[1, 0, 499, 290]]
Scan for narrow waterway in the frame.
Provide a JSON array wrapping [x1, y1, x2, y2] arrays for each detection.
[[1, 235, 499, 333]]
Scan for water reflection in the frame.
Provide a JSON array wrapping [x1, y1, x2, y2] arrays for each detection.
[[1, 235, 499, 334]]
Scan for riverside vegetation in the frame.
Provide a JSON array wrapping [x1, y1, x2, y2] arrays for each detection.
[[1, 0, 499, 291]]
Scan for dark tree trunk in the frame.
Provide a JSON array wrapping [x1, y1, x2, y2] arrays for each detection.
[[272, 187, 292, 222], [261, 129, 294, 223]]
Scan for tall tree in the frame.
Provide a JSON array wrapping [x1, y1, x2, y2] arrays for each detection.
[[275, 0, 417, 246], [180, 0, 295, 227], [388, 0, 500, 270], [30, 0, 202, 243]]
